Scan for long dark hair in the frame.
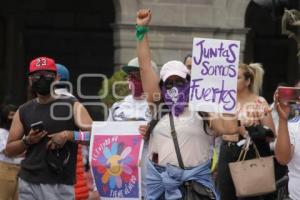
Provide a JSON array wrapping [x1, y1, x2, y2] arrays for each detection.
[[183, 53, 192, 65], [0, 104, 17, 130]]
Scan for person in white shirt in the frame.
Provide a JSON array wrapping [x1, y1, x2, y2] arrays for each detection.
[[107, 57, 157, 122], [107, 57, 157, 198], [275, 92, 300, 200], [0, 104, 22, 200]]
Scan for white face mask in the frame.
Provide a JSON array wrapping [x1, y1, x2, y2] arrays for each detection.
[[166, 87, 179, 103]]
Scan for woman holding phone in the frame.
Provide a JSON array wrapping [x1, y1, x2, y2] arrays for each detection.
[[275, 89, 300, 199]]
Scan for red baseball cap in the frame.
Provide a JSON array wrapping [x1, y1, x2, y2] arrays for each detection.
[[29, 57, 57, 74]]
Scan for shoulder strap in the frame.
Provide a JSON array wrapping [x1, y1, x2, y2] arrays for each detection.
[[144, 100, 169, 140], [169, 113, 185, 169]]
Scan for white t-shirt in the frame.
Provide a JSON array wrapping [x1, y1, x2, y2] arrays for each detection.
[[107, 95, 151, 197], [287, 116, 300, 199], [107, 95, 151, 122], [0, 128, 22, 164], [148, 108, 213, 167]]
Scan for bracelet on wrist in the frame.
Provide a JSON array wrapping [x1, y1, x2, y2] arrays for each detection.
[[73, 131, 90, 142], [135, 25, 149, 41]]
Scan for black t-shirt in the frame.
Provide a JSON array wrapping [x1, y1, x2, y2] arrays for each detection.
[[18, 97, 78, 185]]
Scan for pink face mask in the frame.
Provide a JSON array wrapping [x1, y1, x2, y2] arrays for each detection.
[[128, 79, 144, 98]]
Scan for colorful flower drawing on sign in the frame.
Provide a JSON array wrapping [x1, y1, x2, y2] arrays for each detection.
[[100, 143, 132, 189], [91, 135, 143, 199]]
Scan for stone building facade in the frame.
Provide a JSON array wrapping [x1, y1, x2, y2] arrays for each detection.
[[113, 0, 250, 67], [0, 0, 298, 109], [113, 0, 299, 102]]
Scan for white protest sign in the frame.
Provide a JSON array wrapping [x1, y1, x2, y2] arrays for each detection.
[[90, 121, 146, 200], [189, 38, 240, 114]]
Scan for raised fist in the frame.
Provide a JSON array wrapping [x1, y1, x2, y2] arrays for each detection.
[[136, 9, 151, 26]]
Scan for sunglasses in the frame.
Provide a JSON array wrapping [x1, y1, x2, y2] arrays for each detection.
[[164, 79, 187, 90], [31, 72, 56, 80], [127, 71, 141, 81]]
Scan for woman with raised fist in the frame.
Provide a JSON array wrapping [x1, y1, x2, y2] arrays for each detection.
[[136, 9, 241, 200]]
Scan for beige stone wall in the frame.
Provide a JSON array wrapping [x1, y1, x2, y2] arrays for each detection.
[[113, 0, 250, 69]]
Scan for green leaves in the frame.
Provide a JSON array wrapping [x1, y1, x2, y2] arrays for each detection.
[[99, 70, 129, 108]]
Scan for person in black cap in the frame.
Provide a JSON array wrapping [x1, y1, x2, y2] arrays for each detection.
[[5, 57, 92, 199]]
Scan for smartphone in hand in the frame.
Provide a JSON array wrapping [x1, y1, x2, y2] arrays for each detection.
[[30, 121, 44, 132], [278, 87, 300, 104]]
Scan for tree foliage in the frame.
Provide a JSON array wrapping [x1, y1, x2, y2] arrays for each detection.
[[99, 70, 129, 108]]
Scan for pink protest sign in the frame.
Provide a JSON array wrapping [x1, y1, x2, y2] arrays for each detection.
[[90, 121, 145, 200]]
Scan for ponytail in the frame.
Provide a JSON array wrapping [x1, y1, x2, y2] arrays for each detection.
[[248, 63, 264, 95], [239, 63, 264, 95]]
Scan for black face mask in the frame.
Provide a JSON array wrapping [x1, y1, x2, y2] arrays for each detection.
[[31, 77, 55, 96]]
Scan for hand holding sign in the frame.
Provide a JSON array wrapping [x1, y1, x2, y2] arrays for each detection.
[[90, 122, 145, 200], [139, 124, 150, 140]]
